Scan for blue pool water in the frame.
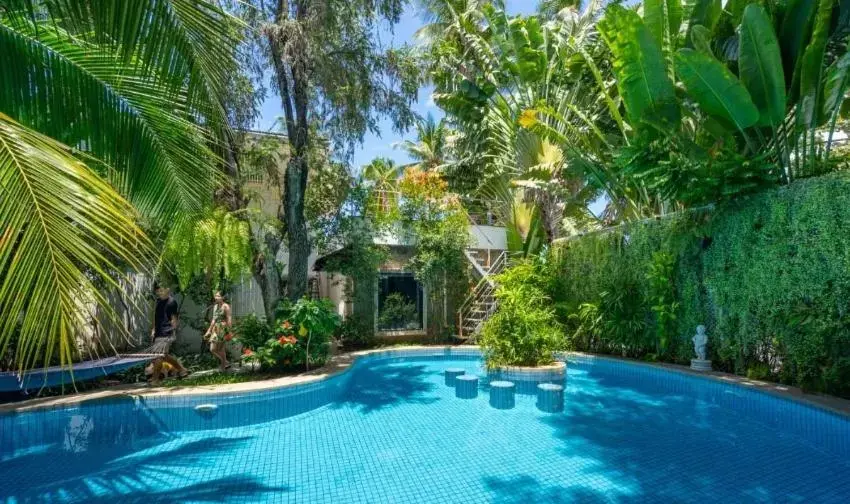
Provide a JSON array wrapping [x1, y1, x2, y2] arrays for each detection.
[[2, 349, 850, 503]]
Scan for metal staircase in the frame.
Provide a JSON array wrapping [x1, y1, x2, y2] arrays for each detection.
[[457, 250, 507, 341]]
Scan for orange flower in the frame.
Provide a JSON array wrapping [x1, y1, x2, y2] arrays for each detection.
[[242, 348, 253, 356], [282, 320, 293, 330], [278, 336, 288, 345], [224, 333, 233, 342]]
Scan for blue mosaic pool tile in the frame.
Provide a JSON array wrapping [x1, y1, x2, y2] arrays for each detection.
[[2, 348, 850, 503]]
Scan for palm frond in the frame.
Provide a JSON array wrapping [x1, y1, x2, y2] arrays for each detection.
[[0, 2, 238, 220], [0, 113, 153, 371]]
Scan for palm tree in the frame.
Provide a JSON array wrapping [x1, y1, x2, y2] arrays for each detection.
[[396, 114, 453, 172], [362, 157, 400, 213], [0, 1, 238, 370]]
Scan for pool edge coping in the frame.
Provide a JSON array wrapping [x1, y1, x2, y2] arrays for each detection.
[[2, 346, 849, 419]]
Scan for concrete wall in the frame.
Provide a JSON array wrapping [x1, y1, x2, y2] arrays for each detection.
[[469, 225, 507, 250]]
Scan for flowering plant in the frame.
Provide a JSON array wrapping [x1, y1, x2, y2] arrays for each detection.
[[241, 298, 340, 371]]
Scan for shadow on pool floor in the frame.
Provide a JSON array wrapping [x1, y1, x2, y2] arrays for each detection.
[[331, 362, 439, 414], [1, 435, 289, 503]]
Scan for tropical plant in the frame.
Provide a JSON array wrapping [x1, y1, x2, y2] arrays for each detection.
[[397, 167, 471, 336], [275, 297, 341, 370], [363, 157, 401, 215], [163, 207, 253, 293], [233, 313, 273, 352], [396, 114, 453, 172], [423, 1, 609, 239], [478, 261, 563, 368], [0, 0, 237, 370]]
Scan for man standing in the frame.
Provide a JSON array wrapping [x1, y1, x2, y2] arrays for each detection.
[[150, 283, 189, 385]]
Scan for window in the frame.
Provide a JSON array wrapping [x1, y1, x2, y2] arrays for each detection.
[[377, 272, 424, 331]]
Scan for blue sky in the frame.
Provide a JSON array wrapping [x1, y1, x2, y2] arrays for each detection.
[[254, 0, 539, 171]]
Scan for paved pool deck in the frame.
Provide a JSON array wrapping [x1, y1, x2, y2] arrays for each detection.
[[2, 347, 849, 418]]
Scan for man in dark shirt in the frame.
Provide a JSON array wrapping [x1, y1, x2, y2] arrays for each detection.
[[150, 284, 189, 384]]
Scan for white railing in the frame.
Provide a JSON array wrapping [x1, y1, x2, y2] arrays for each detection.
[[457, 250, 507, 340]]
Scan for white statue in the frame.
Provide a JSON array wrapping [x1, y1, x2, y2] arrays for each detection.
[[692, 325, 708, 361]]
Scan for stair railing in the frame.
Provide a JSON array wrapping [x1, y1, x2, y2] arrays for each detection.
[[458, 250, 508, 340]]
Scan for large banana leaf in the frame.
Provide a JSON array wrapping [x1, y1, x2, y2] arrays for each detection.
[[822, 51, 850, 117], [739, 4, 787, 127], [0, 114, 153, 371], [687, 0, 722, 33], [780, 0, 819, 92], [676, 48, 760, 131], [599, 5, 680, 130], [645, 0, 683, 48], [798, 0, 836, 128]]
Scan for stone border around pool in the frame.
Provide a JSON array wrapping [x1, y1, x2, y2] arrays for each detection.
[[2, 346, 850, 419], [491, 361, 566, 382]]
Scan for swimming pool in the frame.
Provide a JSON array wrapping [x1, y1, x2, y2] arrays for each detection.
[[2, 348, 849, 503]]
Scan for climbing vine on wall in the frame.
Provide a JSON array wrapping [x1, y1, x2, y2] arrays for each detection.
[[548, 173, 850, 397]]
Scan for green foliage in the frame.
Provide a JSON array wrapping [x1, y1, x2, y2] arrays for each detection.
[[675, 48, 759, 132], [234, 314, 273, 352], [335, 317, 377, 349], [550, 173, 850, 397], [598, 5, 680, 129], [397, 168, 471, 336], [243, 297, 341, 371], [1, 0, 236, 371], [479, 261, 563, 368], [738, 4, 787, 127], [163, 207, 253, 293], [378, 293, 419, 330], [645, 251, 679, 356]]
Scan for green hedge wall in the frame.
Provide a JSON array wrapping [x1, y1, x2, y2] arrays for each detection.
[[548, 173, 850, 397]]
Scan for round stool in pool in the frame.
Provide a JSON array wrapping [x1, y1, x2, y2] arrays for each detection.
[[455, 374, 479, 399], [489, 380, 515, 409], [444, 368, 466, 386], [536, 383, 564, 413]]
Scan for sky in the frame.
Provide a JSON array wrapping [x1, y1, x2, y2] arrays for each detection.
[[254, 0, 540, 171]]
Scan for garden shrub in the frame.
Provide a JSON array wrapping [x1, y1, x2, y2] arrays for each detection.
[[336, 317, 377, 349], [378, 292, 419, 330], [548, 173, 850, 397], [234, 314, 272, 351], [242, 298, 341, 371], [479, 260, 563, 368]]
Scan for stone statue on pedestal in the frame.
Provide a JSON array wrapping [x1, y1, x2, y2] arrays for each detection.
[[690, 325, 711, 371], [692, 325, 707, 361]]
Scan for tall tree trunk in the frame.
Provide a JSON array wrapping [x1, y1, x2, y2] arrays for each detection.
[[254, 232, 282, 320], [270, 0, 311, 302], [284, 152, 309, 301]]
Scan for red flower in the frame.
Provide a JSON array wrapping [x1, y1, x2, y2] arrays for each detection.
[[278, 336, 288, 345], [224, 333, 233, 342], [242, 348, 254, 356]]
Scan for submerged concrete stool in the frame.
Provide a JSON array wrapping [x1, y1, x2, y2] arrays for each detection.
[[455, 374, 479, 399], [536, 383, 564, 413], [445, 367, 466, 386], [489, 380, 516, 409]]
